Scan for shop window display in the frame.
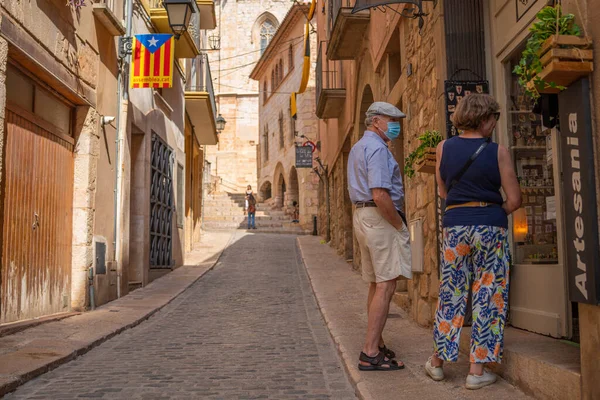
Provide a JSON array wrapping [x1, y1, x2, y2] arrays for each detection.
[[509, 59, 558, 265]]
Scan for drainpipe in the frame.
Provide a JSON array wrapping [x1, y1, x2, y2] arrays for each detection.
[[314, 158, 330, 242], [113, 0, 134, 298]]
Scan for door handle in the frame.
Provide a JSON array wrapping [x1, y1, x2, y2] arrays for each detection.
[[32, 213, 40, 230]]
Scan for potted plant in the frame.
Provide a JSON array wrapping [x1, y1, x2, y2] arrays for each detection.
[[404, 130, 442, 178], [513, 5, 593, 100]]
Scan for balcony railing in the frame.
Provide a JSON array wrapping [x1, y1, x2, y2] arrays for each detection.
[[328, 0, 354, 38], [316, 41, 346, 119], [185, 53, 217, 121], [326, 0, 369, 60]]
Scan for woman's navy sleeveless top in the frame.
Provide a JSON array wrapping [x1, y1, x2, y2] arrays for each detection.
[[440, 136, 507, 228]]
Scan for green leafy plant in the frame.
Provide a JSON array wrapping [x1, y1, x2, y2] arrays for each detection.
[[513, 5, 582, 100], [403, 130, 442, 179]]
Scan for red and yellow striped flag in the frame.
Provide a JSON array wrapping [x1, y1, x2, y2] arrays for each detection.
[[130, 34, 175, 89]]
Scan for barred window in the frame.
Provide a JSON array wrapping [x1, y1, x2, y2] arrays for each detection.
[[264, 125, 269, 162], [279, 112, 284, 149]]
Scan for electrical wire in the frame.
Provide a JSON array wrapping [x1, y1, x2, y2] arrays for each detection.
[[217, 81, 309, 96], [216, 37, 305, 78], [214, 34, 306, 62]]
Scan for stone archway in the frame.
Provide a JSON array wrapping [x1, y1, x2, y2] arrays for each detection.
[[273, 162, 286, 209], [288, 167, 299, 205], [259, 181, 272, 201]]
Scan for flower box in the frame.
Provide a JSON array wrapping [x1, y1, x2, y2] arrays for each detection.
[[415, 147, 436, 175], [527, 35, 593, 94]]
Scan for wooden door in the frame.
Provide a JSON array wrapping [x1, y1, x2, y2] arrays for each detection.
[[1, 104, 74, 324]]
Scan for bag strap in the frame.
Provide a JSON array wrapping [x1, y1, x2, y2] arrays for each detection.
[[447, 137, 491, 194]]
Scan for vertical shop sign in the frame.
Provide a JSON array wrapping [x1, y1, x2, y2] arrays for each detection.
[[558, 78, 600, 305]]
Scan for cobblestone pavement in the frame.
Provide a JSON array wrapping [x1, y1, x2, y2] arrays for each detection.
[[6, 232, 356, 400]]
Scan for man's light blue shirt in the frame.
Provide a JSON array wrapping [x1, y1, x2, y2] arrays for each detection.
[[347, 131, 405, 211]]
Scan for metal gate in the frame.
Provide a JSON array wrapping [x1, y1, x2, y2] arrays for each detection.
[[150, 133, 174, 269], [1, 105, 74, 323]]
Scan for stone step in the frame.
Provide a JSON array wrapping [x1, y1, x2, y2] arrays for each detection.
[[203, 216, 295, 222], [202, 221, 303, 229], [202, 225, 311, 235], [202, 209, 285, 217]]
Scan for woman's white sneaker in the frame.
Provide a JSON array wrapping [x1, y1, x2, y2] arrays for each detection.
[[465, 370, 497, 390], [425, 356, 445, 381]]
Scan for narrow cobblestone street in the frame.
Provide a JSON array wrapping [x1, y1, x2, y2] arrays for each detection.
[[6, 233, 355, 400]]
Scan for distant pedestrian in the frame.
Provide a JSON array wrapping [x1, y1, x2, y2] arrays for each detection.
[[247, 193, 257, 230], [425, 94, 522, 389], [245, 185, 253, 215], [348, 101, 412, 371]]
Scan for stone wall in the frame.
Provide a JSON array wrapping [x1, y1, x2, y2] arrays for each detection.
[[399, 7, 443, 327]]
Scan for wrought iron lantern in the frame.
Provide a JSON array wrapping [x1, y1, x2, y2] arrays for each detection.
[[216, 114, 227, 133], [163, 0, 196, 39], [209, 34, 221, 50]]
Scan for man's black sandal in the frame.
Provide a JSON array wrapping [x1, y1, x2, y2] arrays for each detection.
[[358, 352, 404, 371], [379, 345, 396, 359]]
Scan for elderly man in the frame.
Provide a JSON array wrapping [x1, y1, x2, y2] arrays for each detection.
[[348, 101, 412, 371]]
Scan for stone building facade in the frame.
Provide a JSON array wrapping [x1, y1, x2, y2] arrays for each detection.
[[0, 0, 217, 323], [316, 0, 600, 398], [204, 0, 291, 193], [250, 3, 319, 230]]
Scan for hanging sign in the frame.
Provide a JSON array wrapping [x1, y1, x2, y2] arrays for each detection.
[[130, 34, 175, 89], [558, 78, 600, 305], [444, 80, 489, 138], [296, 146, 313, 168]]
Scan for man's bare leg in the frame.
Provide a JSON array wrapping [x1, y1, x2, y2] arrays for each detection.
[[367, 282, 388, 348], [360, 280, 398, 367]]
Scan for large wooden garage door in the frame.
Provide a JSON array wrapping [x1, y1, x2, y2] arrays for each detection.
[[1, 104, 74, 324]]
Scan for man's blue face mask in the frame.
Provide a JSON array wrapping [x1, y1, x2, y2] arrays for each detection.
[[385, 121, 401, 141]]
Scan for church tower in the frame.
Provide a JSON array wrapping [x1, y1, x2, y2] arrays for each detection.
[[205, 0, 292, 193]]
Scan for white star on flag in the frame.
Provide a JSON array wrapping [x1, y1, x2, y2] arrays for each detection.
[[148, 36, 159, 47]]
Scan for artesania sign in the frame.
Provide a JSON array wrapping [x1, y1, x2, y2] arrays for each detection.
[[130, 34, 175, 89], [558, 78, 600, 305]]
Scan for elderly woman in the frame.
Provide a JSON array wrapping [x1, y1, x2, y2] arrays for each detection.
[[425, 94, 522, 389]]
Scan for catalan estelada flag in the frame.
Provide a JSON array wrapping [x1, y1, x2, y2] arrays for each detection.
[[130, 34, 175, 89]]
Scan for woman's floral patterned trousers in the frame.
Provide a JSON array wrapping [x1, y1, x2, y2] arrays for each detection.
[[433, 225, 511, 364]]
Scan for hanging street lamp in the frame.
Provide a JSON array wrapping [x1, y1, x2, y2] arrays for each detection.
[[162, 0, 196, 39], [216, 114, 227, 133]]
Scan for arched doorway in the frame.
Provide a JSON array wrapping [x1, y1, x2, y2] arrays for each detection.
[[273, 162, 286, 209], [259, 181, 272, 201], [288, 167, 299, 205], [357, 85, 374, 143]]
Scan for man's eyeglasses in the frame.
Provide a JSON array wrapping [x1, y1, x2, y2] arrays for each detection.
[[492, 112, 501, 121]]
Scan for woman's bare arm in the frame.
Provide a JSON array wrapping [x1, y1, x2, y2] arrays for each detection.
[[498, 145, 522, 215], [436, 140, 447, 199]]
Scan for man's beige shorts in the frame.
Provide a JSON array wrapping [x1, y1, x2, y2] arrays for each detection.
[[353, 207, 412, 283]]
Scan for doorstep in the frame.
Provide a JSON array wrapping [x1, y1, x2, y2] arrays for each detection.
[[393, 293, 582, 400]]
